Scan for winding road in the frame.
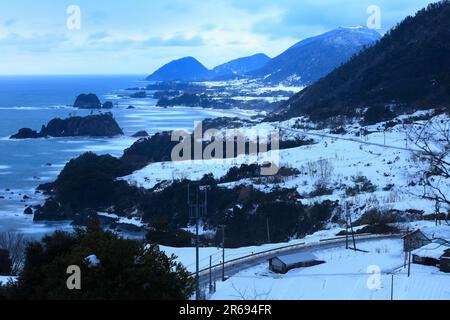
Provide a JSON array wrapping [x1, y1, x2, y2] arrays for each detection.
[[197, 234, 402, 292]]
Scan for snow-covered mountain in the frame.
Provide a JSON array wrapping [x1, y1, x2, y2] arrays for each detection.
[[250, 26, 381, 85], [146, 56, 213, 82], [212, 53, 271, 79], [275, 2, 450, 121], [146, 54, 271, 82], [145, 27, 380, 84]]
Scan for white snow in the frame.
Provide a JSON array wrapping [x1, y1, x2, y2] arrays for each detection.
[[412, 242, 450, 260], [84, 255, 101, 267], [161, 227, 360, 273], [210, 239, 450, 300], [123, 159, 234, 189], [0, 276, 17, 285], [129, 112, 449, 220], [97, 212, 145, 227], [128, 110, 450, 300]]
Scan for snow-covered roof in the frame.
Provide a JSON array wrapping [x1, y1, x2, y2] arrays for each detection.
[[412, 243, 450, 260], [402, 229, 428, 239], [273, 252, 319, 266]]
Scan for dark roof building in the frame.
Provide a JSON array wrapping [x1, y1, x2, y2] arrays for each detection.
[[402, 229, 431, 252], [269, 252, 324, 274], [439, 249, 450, 273]]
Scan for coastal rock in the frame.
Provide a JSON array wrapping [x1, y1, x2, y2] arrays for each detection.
[[33, 198, 67, 221], [10, 128, 42, 139], [102, 101, 114, 109], [74, 93, 102, 109], [130, 91, 147, 99], [37, 182, 55, 194], [24, 206, 33, 215], [157, 93, 202, 107], [10, 113, 124, 139], [132, 130, 149, 138]]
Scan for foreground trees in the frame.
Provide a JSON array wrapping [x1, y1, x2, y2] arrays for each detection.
[[0, 226, 195, 300]]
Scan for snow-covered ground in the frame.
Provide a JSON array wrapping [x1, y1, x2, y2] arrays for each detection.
[[130, 109, 449, 300], [124, 111, 449, 221], [161, 228, 345, 273], [161, 221, 449, 274], [97, 212, 145, 228], [0, 276, 16, 286], [209, 238, 450, 300]]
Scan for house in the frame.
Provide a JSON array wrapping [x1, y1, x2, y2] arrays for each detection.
[[440, 249, 450, 273], [402, 229, 431, 252], [412, 242, 450, 267], [269, 252, 324, 274]]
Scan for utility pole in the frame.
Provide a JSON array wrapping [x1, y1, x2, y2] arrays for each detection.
[[266, 216, 271, 243], [344, 203, 357, 250], [408, 251, 412, 277], [218, 225, 226, 282], [390, 274, 394, 300], [349, 213, 357, 251], [209, 255, 213, 293], [188, 183, 208, 300], [345, 206, 349, 250]]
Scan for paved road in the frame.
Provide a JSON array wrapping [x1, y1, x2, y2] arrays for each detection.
[[277, 125, 417, 153], [197, 234, 401, 291]]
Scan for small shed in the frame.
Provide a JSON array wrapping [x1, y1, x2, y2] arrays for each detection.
[[440, 249, 450, 273], [269, 252, 324, 274], [402, 229, 431, 252], [412, 242, 450, 267]]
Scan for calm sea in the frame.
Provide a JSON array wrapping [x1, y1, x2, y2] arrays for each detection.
[[0, 75, 252, 238]]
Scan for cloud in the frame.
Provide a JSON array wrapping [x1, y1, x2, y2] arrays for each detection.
[[229, 0, 432, 38], [0, 32, 68, 52], [87, 32, 110, 41], [84, 33, 205, 51], [3, 18, 16, 27], [0, 0, 436, 74], [143, 34, 205, 47]]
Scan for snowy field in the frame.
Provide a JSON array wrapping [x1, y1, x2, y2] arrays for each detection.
[[130, 109, 449, 300], [161, 228, 346, 272], [124, 110, 449, 221], [161, 221, 449, 273], [209, 238, 450, 300]]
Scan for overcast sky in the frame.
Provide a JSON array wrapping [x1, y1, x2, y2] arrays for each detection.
[[0, 0, 435, 75]]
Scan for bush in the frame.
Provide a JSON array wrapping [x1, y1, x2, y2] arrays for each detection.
[[337, 222, 400, 235], [146, 228, 194, 248], [345, 175, 377, 196], [2, 226, 194, 300], [309, 181, 334, 198]]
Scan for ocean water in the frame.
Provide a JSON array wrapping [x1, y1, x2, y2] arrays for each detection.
[[0, 75, 252, 239]]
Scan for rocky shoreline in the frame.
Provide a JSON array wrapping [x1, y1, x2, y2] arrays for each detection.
[[10, 113, 124, 139]]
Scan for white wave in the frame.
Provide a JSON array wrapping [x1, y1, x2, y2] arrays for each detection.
[[0, 105, 74, 110]]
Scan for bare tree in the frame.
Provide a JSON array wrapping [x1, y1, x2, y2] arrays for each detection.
[[230, 282, 272, 300], [317, 159, 334, 180], [0, 232, 28, 275], [409, 114, 450, 224], [306, 159, 334, 180]]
